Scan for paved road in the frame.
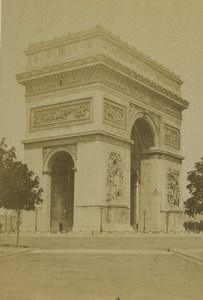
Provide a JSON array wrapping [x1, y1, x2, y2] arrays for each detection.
[[0, 235, 202, 300], [0, 250, 202, 300]]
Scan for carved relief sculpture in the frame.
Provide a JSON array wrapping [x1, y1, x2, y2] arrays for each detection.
[[167, 169, 180, 206], [31, 99, 92, 131], [107, 152, 124, 202], [164, 124, 180, 148], [103, 99, 126, 129]]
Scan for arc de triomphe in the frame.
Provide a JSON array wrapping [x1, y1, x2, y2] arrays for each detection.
[[17, 26, 189, 233]]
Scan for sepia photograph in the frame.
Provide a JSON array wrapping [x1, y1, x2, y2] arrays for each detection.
[[0, 1, 203, 299]]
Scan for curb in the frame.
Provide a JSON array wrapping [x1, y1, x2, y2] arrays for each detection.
[[1, 232, 202, 238], [171, 249, 203, 266], [0, 248, 33, 260], [29, 249, 171, 255]]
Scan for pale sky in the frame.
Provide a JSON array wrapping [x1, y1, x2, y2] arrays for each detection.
[[0, 1, 1, 40], [0, 0, 203, 198]]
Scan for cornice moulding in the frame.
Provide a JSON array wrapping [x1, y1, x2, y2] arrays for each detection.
[[141, 149, 184, 162], [16, 58, 189, 111], [22, 130, 133, 149], [20, 26, 185, 98]]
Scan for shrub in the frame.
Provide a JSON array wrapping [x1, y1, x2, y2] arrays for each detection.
[[183, 220, 203, 232]]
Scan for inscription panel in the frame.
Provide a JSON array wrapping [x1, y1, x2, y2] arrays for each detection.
[[31, 98, 92, 131], [164, 124, 180, 149], [103, 99, 126, 129]]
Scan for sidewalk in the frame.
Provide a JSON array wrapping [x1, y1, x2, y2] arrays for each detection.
[[0, 236, 203, 266], [0, 230, 202, 238]]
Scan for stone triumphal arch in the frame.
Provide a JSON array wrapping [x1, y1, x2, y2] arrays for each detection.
[[17, 26, 189, 232]]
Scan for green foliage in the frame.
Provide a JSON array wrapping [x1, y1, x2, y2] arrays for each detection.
[[0, 138, 43, 211], [184, 158, 203, 217]]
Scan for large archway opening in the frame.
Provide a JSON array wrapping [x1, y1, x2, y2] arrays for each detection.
[[50, 152, 74, 232], [130, 117, 155, 230]]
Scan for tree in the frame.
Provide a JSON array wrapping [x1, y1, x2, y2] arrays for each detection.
[[0, 137, 16, 170], [0, 138, 43, 246], [184, 158, 203, 217]]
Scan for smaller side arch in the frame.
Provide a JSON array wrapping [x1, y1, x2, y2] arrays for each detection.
[[43, 145, 77, 173], [43, 147, 76, 233]]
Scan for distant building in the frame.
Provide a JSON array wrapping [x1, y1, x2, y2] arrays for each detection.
[[16, 26, 189, 233]]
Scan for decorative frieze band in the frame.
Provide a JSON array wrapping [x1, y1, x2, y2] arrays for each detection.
[[103, 99, 126, 129], [31, 98, 92, 131], [25, 64, 182, 120], [25, 26, 181, 96], [164, 124, 180, 149]]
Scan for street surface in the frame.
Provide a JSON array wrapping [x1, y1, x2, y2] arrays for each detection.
[[0, 234, 202, 300]]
